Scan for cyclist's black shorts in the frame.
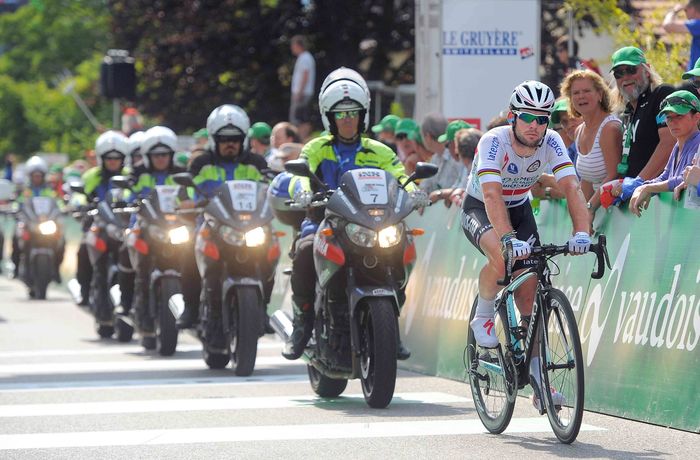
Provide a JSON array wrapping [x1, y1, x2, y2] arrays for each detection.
[[460, 194, 540, 270]]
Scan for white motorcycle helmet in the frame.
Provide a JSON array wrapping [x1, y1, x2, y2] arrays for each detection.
[[128, 130, 145, 156], [25, 156, 48, 176], [319, 82, 370, 135], [140, 126, 178, 169], [509, 80, 555, 114], [95, 130, 129, 167], [206, 104, 250, 148]]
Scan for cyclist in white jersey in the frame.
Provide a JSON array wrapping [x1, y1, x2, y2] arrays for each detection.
[[461, 81, 592, 410], [461, 80, 591, 345]]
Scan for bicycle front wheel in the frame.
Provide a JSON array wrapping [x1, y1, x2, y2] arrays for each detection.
[[466, 297, 517, 434], [539, 288, 585, 444]]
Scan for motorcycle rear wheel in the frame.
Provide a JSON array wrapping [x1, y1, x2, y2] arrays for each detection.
[[308, 364, 348, 397], [359, 298, 397, 408], [230, 286, 260, 377]]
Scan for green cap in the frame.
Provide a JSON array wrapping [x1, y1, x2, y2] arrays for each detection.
[[437, 119, 473, 143], [49, 164, 63, 174], [193, 128, 208, 139], [611, 46, 646, 69], [371, 114, 400, 133], [682, 57, 700, 79], [659, 90, 700, 116], [549, 99, 569, 125], [394, 118, 421, 142], [247, 122, 272, 140]]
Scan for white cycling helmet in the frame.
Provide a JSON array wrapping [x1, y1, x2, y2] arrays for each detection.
[[206, 104, 250, 146], [140, 126, 178, 169], [319, 77, 370, 133], [509, 80, 555, 114], [95, 130, 129, 167], [25, 156, 48, 176], [128, 130, 145, 156]]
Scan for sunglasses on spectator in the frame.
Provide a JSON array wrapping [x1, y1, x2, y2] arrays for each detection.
[[612, 65, 639, 79], [215, 135, 244, 144], [395, 133, 409, 140], [513, 111, 550, 126], [334, 110, 360, 120]]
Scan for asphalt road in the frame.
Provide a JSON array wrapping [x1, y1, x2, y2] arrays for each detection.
[[0, 276, 697, 459]]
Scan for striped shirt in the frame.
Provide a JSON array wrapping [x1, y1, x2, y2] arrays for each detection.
[[575, 115, 621, 190], [466, 126, 576, 208]]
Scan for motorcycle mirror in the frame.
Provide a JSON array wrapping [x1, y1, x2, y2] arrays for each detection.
[[110, 175, 132, 190], [284, 160, 328, 191], [68, 181, 86, 196], [0, 178, 15, 201], [172, 172, 196, 188], [404, 162, 439, 187]]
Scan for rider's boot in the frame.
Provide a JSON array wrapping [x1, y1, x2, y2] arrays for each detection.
[[282, 297, 313, 360]]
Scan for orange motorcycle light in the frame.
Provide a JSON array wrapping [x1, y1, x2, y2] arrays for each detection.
[[267, 241, 281, 263], [95, 237, 107, 253], [202, 240, 220, 260], [403, 241, 416, 266], [22, 230, 30, 241], [315, 236, 345, 266], [134, 238, 149, 255]]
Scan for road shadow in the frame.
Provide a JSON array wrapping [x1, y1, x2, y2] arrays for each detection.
[[501, 434, 670, 459]]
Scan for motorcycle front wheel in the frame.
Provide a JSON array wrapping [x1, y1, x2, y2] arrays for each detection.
[[32, 253, 51, 300], [359, 298, 397, 409], [156, 278, 180, 356], [230, 286, 260, 376]]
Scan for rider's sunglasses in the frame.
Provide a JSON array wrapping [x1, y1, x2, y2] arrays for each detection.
[[612, 65, 639, 79], [215, 135, 244, 144], [103, 152, 124, 161], [334, 110, 360, 120], [149, 152, 171, 158], [513, 111, 550, 126]]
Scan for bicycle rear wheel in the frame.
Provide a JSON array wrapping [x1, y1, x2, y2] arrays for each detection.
[[539, 288, 584, 444], [466, 297, 517, 434]]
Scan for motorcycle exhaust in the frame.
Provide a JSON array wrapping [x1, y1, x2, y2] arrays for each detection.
[[109, 284, 121, 308], [270, 310, 293, 342], [67, 278, 83, 305], [168, 293, 185, 320]]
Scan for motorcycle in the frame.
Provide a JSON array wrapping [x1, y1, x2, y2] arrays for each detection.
[[173, 172, 282, 376], [271, 161, 437, 408], [70, 181, 135, 341], [13, 196, 63, 300], [113, 177, 191, 355]]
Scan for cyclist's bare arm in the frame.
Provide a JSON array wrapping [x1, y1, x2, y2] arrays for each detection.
[[557, 175, 590, 235], [482, 182, 513, 238]]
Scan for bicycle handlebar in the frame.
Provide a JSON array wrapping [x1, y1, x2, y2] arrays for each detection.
[[497, 234, 611, 286]]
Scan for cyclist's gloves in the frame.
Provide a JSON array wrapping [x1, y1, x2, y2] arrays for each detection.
[[568, 231, 591, 254], [501, 231, 531, 259], [409, 190, 430, 209], [292, 190, 313, 208]]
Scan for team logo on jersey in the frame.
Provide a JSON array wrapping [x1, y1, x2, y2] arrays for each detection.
[[526, 160, 541, 172], [507, 163, 518, 174]]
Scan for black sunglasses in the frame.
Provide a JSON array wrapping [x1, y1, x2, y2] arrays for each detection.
[[612, 65, 639, 79], [215, 135, 244, 143]]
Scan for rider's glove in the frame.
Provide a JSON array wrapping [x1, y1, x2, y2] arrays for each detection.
[[501, 231, 531, 259], [409, 190, 430, 209], [293, 190, 313, 208], [568, 231, 591, 254]]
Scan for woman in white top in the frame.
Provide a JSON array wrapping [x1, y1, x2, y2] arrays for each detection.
[[561, 70, 622, 227]]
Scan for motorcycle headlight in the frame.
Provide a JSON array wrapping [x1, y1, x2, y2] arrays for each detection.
[[219, 225, 245, 246], [149, 225, 168, 243], [345, 223, 377, 248], [38, 220, 57, 235], [378, 225, 403, 248], [168, 225, 190, 245], [244, 227, 266, 247]]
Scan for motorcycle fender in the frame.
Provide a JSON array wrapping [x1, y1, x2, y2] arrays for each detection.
[[348, 286, 400, 317], [221, 277, 264, 335], [29, 247, 55, 265]]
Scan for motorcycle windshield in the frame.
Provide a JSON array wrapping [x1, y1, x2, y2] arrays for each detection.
[[326, 168, 413, 230], [26, 196, 59, 221], [208, 180, 272, 231]]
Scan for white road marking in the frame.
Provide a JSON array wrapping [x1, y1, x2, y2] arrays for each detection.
[[0, 373, 308, 393], [0, 418, 606, 450], [0, 356, 295, 377], [0, 341, 282, 358], [0, 392, 470, 417]]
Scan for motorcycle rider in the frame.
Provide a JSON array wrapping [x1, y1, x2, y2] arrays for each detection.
[[176, 105, 271, 347], [75, 131, 130, 306], [282, 67, 429, 360], [129, 126, 186, 345], [11, 156, 65, 284], [127, 130, 146, 174]]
